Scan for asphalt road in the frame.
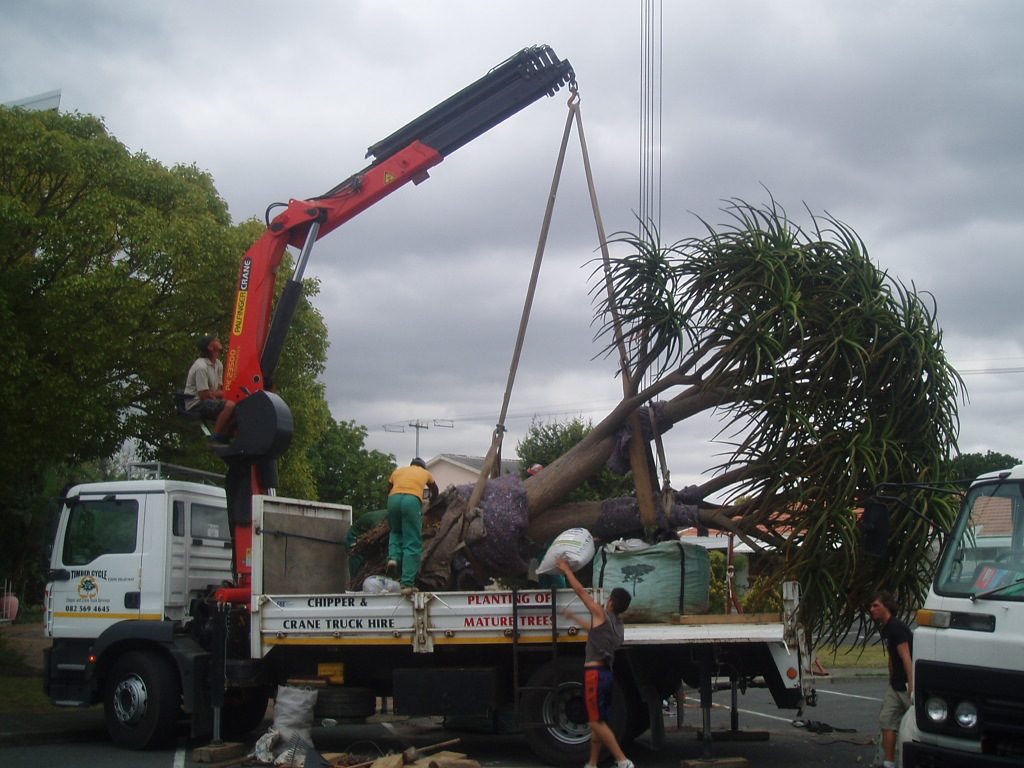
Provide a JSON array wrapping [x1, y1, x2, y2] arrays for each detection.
[[0, 675, 887, 768]]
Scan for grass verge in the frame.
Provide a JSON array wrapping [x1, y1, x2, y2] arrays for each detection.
[[0, 675, 58, 714], [818, 643, 887, 669]]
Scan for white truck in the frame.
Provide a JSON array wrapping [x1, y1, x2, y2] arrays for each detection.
[[43, 465, 810, 764], [898, 465, 1024, 767]]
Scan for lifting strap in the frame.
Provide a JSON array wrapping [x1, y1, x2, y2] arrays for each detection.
[[465, 86, 582, 513], [649, 400, 675, 515], [467, 83, 658, 540], [576, 95, 660, 538]]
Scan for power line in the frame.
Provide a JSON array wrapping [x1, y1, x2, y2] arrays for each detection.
[[375, 364, 1023, 439], [958, 367, 1024, 375], [381, 418, 454, 457]]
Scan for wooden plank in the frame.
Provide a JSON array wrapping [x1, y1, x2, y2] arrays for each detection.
[[191, 742, 246, 764], [410, 750, 468, 766]]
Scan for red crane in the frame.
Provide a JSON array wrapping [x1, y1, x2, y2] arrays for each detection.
[[210, 46, 574, 599]]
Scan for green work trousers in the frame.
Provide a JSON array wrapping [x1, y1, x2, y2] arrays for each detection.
[[387, 493, 423, 587]]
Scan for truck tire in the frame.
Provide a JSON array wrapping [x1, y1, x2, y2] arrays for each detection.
[[103, 650, 180, 749], [221, 686, 271, 739], [520, 657, 628, 766], [314, 686, 376, 720]]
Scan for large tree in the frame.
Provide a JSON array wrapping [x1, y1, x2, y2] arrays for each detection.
[[309, 417, 396, 516], [516, 417, 634, 502], [946, 450, 1020, 482], [423, 199, 964, 644], [0, 107, 329, 592]]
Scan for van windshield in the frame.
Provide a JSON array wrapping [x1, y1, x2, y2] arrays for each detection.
[[935, 479, 1024, 600]]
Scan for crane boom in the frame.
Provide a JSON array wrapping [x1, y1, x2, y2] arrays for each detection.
[[211, 45, 574, 594]]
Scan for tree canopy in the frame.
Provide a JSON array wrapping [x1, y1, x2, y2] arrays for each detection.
[[947, 450, 1020, 482], [586, 201, 965, 642], [516, 417, 634, 502], [310, 417, 396, 516], [0, 106, 329, 593]]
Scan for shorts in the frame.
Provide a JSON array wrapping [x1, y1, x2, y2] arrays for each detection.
[[584, 666, 613, 723], [878, 687, 911, 731], [194, 398, 226, 420]]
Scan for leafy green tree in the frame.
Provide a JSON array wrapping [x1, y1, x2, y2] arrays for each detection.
[[947, 451, 1020, 482], [516, 417, 634, 502], [309, 418, 395, 515], [0, 107, 330, 590]]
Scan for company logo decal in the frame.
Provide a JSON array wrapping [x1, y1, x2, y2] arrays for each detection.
[[77, 575, 99, 599]]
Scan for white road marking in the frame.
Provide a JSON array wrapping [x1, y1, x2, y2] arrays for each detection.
[[730, 707, 797, 724], [173, 746, 186, 768], [681, 700, 802, 724], [815, 688, 882, 702]]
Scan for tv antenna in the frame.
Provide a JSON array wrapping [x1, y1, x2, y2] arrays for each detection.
[[383, 418, 454, 458]]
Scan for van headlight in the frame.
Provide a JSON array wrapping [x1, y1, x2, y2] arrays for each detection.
[[925, 696, 949, 724], [954, 700, 978, 730]]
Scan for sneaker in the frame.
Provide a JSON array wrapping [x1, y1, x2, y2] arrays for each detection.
[[615, 760, 634, 768], [385, 560, 398, 579]]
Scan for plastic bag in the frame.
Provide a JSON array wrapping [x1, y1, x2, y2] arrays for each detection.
[[606, 537, 650, 553], [361, 575, 401, 593], [536, 528, 595, 575]]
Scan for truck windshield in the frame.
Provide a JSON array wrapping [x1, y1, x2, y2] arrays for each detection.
[[934, 479, 1024, 600], [62, 498, 139, 566]]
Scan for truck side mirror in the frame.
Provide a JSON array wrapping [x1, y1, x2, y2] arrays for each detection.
[[860, 500, 890, 558], [43, 499, 65, 570]]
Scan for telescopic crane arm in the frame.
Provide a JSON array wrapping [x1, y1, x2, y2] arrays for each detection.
[[220, 44, 574, 462], [212, 46, 574, 596]]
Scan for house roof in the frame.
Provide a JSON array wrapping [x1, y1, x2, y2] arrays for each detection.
[[426, 453, 522, 477], [677, 528, 756, 553]]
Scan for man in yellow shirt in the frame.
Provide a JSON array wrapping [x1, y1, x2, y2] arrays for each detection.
[[386, 458, 439, 594]]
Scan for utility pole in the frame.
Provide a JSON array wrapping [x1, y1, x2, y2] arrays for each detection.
[[382, 419, 454, 460], [408, 420, 429, 458]]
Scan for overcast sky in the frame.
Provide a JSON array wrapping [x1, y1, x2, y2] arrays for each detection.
[[4, 1, 1023, 492]]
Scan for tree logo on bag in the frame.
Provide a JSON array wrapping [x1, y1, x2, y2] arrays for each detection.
[[619, 564, 655, 594]]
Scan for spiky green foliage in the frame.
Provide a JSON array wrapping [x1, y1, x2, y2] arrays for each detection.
[[592, 198, 965, 644]]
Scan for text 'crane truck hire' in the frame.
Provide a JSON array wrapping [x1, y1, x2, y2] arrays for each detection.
[[42, 46, 810, 764]]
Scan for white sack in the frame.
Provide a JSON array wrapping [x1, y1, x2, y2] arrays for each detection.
[[270, 685, 317, 763], [536, 528, 595, 575]]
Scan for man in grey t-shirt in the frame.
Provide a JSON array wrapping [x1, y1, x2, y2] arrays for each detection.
[[183, 335, 234, 441], [557, 556, 634, 768]]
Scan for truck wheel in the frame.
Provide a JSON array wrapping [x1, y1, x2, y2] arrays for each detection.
[[314, 687, 376, 720], [103, 650, 180, 749], [520, 657, 628, 766], [221, 686, 271, 739]]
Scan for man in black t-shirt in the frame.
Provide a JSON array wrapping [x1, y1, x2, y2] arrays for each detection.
[[869, 591, 914, 768]]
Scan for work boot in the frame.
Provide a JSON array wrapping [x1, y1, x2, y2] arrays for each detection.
[[401, 586, 418, 597]]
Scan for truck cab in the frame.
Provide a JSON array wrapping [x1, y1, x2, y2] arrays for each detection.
[[901, 465, 1024, 766], [44, 470, 232, 747]]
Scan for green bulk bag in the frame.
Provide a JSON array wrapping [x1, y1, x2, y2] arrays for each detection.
[[595, 540, 711, 621]]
